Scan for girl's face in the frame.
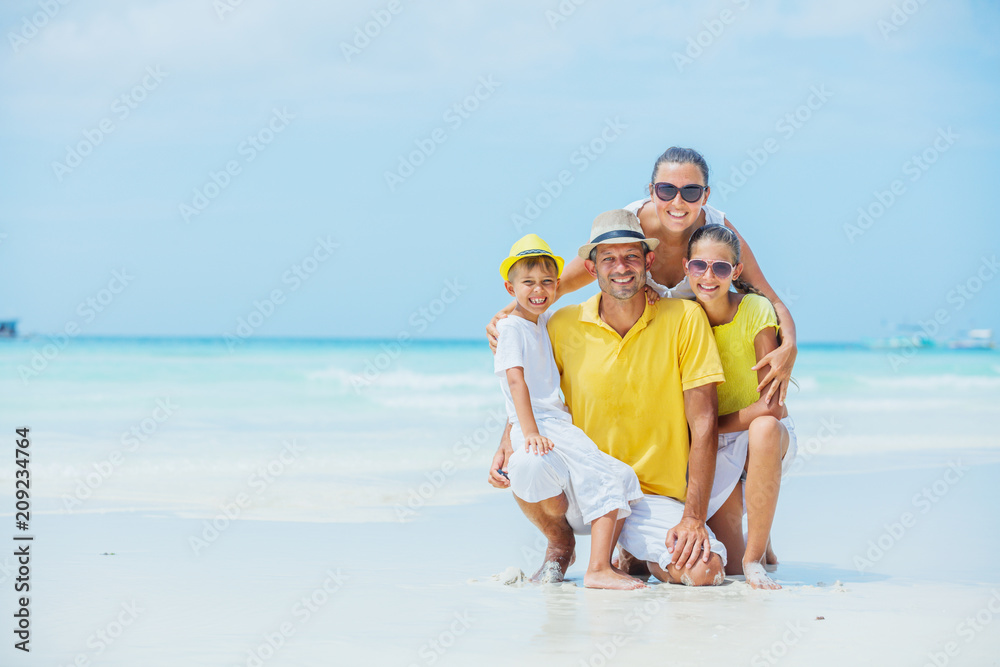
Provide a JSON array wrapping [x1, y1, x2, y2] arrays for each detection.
[[685, 240, 742, 305], [649, 162, 709, 233]]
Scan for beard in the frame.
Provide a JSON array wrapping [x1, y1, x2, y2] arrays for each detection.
[[597, 269, 645, 301]]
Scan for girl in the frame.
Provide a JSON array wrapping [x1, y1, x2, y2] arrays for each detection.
[[684, 224, 798, 590], [488, 147, 798, 406]]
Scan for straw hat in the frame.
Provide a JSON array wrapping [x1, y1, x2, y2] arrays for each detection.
[[577, 209, 660, 259], [499, 234, 565, 280]]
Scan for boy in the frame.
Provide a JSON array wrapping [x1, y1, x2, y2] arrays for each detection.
[[494, 233, 644, 590]]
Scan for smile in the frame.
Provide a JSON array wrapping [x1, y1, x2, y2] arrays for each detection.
[[529, 297, 547, 305]]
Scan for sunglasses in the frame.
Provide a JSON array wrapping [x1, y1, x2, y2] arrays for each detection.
[[653, 182, 707, 203], [686, 258, 735, 280]]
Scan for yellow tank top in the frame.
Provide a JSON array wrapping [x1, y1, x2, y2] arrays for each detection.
[[712, 294, 779, 416]]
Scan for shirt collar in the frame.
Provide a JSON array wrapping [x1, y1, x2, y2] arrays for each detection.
[[579, 292, 657, 333]]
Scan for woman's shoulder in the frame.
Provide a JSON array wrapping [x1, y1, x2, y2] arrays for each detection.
[[704, 203, 726, 227]]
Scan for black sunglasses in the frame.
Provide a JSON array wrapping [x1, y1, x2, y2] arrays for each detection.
[[653, 182, 707, 203]]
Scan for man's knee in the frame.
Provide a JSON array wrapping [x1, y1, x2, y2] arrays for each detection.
[[673, 553, 725, 586], [748, 416, 784, 451]]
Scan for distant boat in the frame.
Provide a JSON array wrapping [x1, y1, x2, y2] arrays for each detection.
[[0, 320, 16, 338], [948, 329, 994, 350]]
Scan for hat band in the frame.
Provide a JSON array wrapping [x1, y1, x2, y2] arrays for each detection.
[[516, 249, 552, 257], [589, 229, 646, 244]]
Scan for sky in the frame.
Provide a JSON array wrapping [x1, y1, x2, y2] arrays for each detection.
[[1, 0, 998, 342]]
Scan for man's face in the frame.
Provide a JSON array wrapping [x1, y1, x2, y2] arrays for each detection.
[[588, 242, 650, 301]]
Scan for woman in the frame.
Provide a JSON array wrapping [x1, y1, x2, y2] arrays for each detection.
[[487, 146, 797, 405]]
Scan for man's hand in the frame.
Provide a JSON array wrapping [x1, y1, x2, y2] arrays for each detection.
[[487, 425, 514, 488], [523, 433, 554, 455], [665, 516, 713, 570], [486, 309, 510, 353]]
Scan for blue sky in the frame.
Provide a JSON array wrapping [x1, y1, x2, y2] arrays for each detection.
[[1, 0, 998, 341]]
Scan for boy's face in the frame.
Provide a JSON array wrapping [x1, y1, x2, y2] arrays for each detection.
[[505, 263, 559, 318]]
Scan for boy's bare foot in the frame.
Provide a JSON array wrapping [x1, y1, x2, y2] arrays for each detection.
[[530, 541, 575, 583], [743, 561, 781, 590], [613, 548, 651, 581], [584, 569, 648, 590]]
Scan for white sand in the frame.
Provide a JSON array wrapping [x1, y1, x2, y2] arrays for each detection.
[[7, 453, 1000, 666]]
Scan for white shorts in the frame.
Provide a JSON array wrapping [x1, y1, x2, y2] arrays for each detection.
[[619, 494, 728, 569], [707, 416, 798, 518], [507, 417, 642, 535]]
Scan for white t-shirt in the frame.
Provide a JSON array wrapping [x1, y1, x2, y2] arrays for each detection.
[[623, 199, 726, 300], [494, 312, 571, 425]]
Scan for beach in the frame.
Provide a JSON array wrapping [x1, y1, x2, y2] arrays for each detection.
[[2, 339, 1000, 665]]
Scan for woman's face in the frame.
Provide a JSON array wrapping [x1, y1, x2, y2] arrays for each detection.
[[649, 162, 710, 233]]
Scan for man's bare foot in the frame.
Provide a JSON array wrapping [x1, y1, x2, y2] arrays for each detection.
[[743, 561, 781, 590], [584, 568, 647, 590], [614, 548, 651, 581], [530, 541, 575, 583]]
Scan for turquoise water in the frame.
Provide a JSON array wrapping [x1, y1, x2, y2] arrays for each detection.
[[1, 338, 998, 520]]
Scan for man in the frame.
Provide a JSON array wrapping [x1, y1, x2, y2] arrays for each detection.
[[488, 209, 727, 586]]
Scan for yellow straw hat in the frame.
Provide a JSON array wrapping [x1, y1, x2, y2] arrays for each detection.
[[499, 234, 565, 281]]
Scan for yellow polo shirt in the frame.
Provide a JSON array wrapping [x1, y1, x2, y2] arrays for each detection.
[[547, 294, 724, 501]]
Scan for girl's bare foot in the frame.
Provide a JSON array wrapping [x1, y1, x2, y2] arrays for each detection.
[[743, 561, 781, 590], [584, 568, 648, 590], [613, 548, 651, 581]]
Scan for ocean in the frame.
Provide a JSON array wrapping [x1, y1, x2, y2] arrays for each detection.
[[3, 337, 998, 526]]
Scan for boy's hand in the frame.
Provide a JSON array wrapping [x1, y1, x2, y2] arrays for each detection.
[[524, 433, 555, 455], [643, 285, 660, 305]]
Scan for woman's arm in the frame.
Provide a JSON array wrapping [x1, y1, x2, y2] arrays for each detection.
[[718, 327, 787, 433], [724, 219, 797, 406], [486, 256, 596, 351]]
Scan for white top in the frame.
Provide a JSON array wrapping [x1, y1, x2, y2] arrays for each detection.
[[494, 312, 571, 425], [623, 199, 726, 300]]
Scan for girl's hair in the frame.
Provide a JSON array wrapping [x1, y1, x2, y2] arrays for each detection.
[[686, 225, 763, 297], [650, 147, 710, 185]]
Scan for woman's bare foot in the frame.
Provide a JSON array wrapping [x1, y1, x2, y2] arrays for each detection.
[[530, 542, 575, 583], [764, 542, 779, 572], [585, 568, 648, 590], [614, 548, 651, 581], [743, 561, 781, 590]]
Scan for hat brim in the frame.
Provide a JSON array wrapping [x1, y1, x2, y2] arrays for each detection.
[[578, 236, 660, 260], [500, 252, 565, 281]]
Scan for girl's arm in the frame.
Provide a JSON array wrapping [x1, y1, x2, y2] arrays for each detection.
[[486, 257, 595, 351], [724, 219, 797, 406], [505, 367, 554, 454], [718, 327, 788, 433]]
